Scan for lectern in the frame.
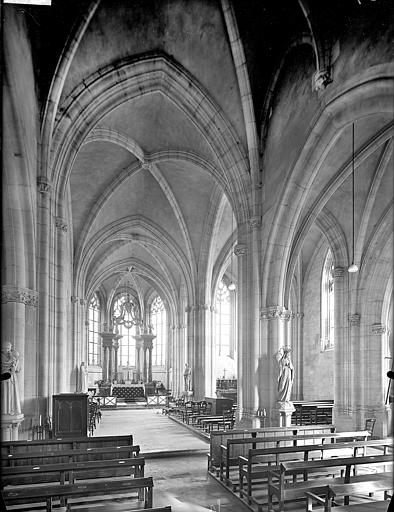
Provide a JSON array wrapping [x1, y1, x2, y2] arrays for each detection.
[[52, 393, 88, 438]]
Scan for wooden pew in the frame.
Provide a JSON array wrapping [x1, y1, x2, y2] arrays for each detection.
[[220, 430, 373, 485], [267, 454, 393, 512], [305, 482, 392, 511], [208, 424, 336, 474], [238, 439, 392, 505], [1, 444, 141, 469], [1, 456, 146, 487], [1, 434, 134, 463], [71, 507, 172, 512], [3, 476, 154, 511]]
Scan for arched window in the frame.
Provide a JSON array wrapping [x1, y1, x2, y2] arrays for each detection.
[[113, 293, 138, 366], [321, 250, 334, 350], [150, 296, 167, 366], [88, 294, 101, 365], [215, 281, 231, 358]]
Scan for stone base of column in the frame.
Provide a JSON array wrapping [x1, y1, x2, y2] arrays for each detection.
[[236, 406, 256, 428], [277, 401, 295, 427], [182, 390, 193, 398], [1, 413, 24, 441]]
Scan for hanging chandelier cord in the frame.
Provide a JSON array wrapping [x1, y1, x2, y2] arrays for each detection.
[[352, 122, 355, 264]]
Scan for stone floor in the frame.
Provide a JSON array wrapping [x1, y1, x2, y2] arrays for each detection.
[[93, 406, 250, 511], [90, 407, 392, 512]]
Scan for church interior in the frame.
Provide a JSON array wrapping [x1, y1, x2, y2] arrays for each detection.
[[1, 0, 393, 510]]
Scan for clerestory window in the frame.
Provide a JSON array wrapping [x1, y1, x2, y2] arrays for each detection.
[[150, 295, 167, 366], [88, 294, 101, 365], [321, 250, 335, 351]]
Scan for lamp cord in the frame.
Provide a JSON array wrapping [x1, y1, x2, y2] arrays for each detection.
[[352, 123, 355, 264]]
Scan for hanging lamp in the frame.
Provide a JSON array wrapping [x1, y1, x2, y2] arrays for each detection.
[[348, 123, 359, 273], [228, 212, 236, 291]]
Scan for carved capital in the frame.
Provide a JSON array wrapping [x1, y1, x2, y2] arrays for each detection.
[[348, 313, 361, 326], [371, 323, 386, 335], [37, 176, 51, 194], [331, 266, 345, 279], [296, 312, 304, 319], [2, 285, 38, 307], [234, 243, 246, 257], [55, 216, 68, 232], [71, 296, 78, 304], [260, 306, 292, 321], [313, 68, 332, 91], [249, 216, 261, 231], [79, 298, 86, 306]]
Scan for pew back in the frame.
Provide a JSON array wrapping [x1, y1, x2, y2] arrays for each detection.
[[209, 425, 335, 472]]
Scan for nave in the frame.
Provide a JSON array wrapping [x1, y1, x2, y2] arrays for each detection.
[[3, 404, 391, 512]]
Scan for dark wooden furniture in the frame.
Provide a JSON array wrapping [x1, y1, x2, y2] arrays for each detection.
[[1, 445, 140, 469], [238, 438, 391, 505], [208, 425, 336, 474], [1, 457, 145, 487], [267, 454, 393, 512], [3, 476, 154, 511], [204, 397, 234, 415], [53, 393, 88, 438], [305, 482, 392, 511]]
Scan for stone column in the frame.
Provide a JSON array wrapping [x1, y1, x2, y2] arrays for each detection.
[[36, 176, 51, 418], [260, 306, 292, 426], [133, 333, 155, 382], [332, 266, 354, 430], [99, 332, 122, 382], [54, 216, 69, 394]]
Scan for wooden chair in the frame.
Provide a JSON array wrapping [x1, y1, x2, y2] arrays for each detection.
[[365, 418, 376, 436]]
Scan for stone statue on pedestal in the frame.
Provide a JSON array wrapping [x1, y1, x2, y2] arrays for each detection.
[[78, 362, 89, 393], [1, 342, 21, 415], [183, 363, 192, 391], [275, 346, 294, 403]]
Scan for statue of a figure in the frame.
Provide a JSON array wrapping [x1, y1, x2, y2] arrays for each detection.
[[1, 342, 21, 415], [79, 362, 89, 393], [275, 347, 294, 403], [183, 363, 192, 392]]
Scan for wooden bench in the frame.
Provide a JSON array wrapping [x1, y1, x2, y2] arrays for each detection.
[[218, 430, 371, 483], [70, 507, 172, 512], [1, 456, 145, 487], [1, 434, 134, 461], [1, 444, 141, 468], [305, 482, 392, 511], [238, 439, 392, 505], [267, 454, 393, 512], [208, 424, 336, 474], [3, 476, 154, 511]]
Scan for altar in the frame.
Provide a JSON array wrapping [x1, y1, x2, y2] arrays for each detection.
[[111, 384, 146, 402]]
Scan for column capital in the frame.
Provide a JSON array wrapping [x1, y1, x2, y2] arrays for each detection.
[[71, 296, 78, 304], [313, 67, 332, 91], [331, 266, 345, 279], [260, 305, 292, 321], [55, 216, 68, 232], [348, 313, 361, 327], [37, 176, 51, 194], [371, 323, 386, 335], [2, 284, 38, 307], [234, 243, 247, 256]]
